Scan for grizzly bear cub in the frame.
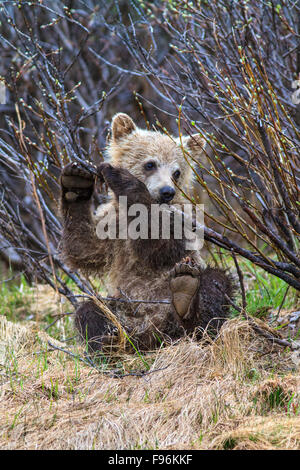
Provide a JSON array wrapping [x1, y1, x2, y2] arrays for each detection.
[[59, 113, 234, 352]]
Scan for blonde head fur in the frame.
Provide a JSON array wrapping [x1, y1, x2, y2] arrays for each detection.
[[106, 113, 205, 204]]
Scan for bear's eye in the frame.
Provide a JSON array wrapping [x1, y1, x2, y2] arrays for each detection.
[[144, 161, 156, 171], [173, 170, 181, 180]]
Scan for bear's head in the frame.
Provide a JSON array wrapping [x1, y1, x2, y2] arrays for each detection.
[[106, 113, 205, 205]]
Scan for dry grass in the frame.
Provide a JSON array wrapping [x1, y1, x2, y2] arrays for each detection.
[[1, 310, 300, 450]]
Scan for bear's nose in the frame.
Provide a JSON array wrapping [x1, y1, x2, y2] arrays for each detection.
[[160, 186, 175, 202]]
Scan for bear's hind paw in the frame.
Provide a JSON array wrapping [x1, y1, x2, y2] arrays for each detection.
[[169, 257, 201, 320]]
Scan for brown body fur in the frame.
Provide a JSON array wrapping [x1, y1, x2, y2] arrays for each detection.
[[60, 114, 235, 351]]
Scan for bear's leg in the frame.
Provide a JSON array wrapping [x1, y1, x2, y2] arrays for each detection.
[[169, 257, 234, 336], [60, 162, 114, 275], [74, 300, 118, 353]]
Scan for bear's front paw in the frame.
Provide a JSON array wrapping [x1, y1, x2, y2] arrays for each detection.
[[61, 162, 95, 202], [98, 163, 150, 201], [169, 257, 202, 320]]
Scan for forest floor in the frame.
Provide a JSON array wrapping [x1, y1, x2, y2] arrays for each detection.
[[0, 260, 300, 450]]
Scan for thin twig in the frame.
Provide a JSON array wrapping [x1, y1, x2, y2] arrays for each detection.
[[231, 250, 247, 311], [47, 341, 169, 378]]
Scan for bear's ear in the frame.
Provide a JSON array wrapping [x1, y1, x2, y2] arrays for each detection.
[[184, 134, 206, 155], [111, 113, 136, 142]]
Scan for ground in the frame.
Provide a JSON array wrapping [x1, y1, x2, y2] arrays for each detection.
[[0, 259, 299, 450]]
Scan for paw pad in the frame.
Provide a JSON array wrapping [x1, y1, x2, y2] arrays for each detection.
[[169, 258, 201, 319]]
